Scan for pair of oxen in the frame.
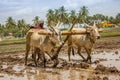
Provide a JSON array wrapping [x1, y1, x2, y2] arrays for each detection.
[[25, 21, 101, 67]]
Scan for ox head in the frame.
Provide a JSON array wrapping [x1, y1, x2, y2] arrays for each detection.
[[49, 21, 63, 45], [85, 21, 100, 43]]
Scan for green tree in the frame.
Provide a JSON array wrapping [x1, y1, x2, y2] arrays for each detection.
[[33, 16, 39, 26], [115, 13, 120, 24], [46, 9, 54, 26], [5, 17, 16, 36], [93, 14, 105, 21], [109, 16, 115, 24], [0, 24, 4, 37], [17, 19, 27, 37], [59, 6, 67, 22], [6, 17, 16, 28], [69, 10, 77, 23], [54, 9, 61, 23], [78, 6, 89, 23]]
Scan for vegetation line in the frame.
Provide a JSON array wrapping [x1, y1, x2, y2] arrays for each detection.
[[0, 6, 120, 38]]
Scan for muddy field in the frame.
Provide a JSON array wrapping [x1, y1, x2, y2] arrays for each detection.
[[0, 36, 120, 80]]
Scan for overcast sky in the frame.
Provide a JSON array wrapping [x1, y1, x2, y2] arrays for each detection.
[[0, 0, 120, 24]]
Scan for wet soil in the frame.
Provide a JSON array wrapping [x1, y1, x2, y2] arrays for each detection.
[[0, 36, 120, 80]]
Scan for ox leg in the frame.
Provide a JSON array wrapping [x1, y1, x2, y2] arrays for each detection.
[[46, 52, 52, 58], [40, 50, 46, 68], [71, 47, 75, 56], [52, 58, 59, 68], [33, 48, 38, 66], [43, 53, 46, 68], [31, 48, 40, 61], [36, 48, 41, 61], [85, 48, 92, 63], [68, 46, 72, 61], [25, 44, 30, 65], [68, 36, 72, 61], [51, 53, 59, 68], [77, 47, 85, 61]]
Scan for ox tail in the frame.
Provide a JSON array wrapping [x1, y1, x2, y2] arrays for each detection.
[[71, 47, 75, 56]]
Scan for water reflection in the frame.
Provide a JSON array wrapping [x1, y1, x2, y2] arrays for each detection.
[[30, 68, 92, 80]]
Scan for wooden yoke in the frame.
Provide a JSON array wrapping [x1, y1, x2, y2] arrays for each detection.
[[37, 30, 87, 35]]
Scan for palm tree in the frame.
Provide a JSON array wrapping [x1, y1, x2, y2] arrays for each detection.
[[58, 6, 67, 22], [5, 17, 16, 36], [0, 24, 4, 37], [17, 19, 28, 37], [33, 16, 39, 26], [115, 13, 120, 24], [78, 6, 89, 23], [54, 9, 60, 23], [104, 16, 109, 21], [46, 9, 54, 26], [109, 16, 115, 24], [93, 14, 106, 22], [69, 10, 77, 23], [62, 13, 69, 25], [6, 17, 16, 28]]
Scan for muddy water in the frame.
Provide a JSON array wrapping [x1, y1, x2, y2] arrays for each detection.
[[0, 65, 92, 80], [92, 50, 120, 70], [0, 50, 120, 80]]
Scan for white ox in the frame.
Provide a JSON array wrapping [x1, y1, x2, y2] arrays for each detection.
[[68, 22, 100, 63], [25, 22, 63, 67]]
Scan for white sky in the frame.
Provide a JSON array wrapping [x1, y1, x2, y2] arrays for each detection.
[[0, 0, 120, 24]]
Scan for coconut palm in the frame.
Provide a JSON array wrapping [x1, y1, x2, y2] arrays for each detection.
[[58, 6, 67, 23], [104, 16, 109, 21], [78, 6, 89, 23], [5, 17, 16, 36], [0, 24, 4, 37], [93, 14, 106, 22], [109, 16, 115, 24], [17, 19, 28, 37], [46, 9, 55, 26], [33, 16, 39, 26], [6, 17, 16, 29], [62, 13, 69, 25], [54, 9, 60, 23], [69, 10, 77, 23], [115, 13, 120, 24]]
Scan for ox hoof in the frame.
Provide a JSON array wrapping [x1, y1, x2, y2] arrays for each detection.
[[82, 59, 87, 62], [52, 59, 59, 68]]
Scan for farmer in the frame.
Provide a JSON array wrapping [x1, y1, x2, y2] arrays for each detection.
[[30, 20, 44, 29]]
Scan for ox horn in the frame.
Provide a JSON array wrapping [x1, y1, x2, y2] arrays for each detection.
[[93, 21, 96, 26], [93, 21, 97, 28], [49, 21, 61, 33], [84, 23, 90, 27], [49, 27, 54, 32], [48, 23, 56, 32], [55, 21, 61, 28]]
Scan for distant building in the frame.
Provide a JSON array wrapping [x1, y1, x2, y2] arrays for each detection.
[[60, 23, 86, 31], [101, 21, 116, 28]]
